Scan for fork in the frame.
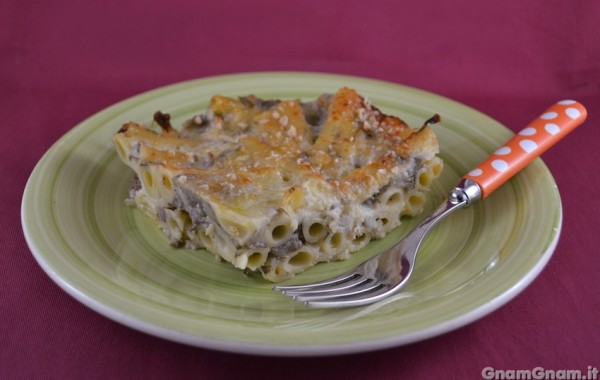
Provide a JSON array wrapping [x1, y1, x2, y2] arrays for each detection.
[[274, 100, 587, 308]]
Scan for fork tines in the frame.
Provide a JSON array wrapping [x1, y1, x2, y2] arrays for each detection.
[[273, 271, 390, 308]]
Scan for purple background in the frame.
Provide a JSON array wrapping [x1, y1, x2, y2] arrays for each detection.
[[2, 1, 599, 379]]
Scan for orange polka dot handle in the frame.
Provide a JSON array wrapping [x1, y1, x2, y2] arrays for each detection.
[[463, 100, 587, 198]]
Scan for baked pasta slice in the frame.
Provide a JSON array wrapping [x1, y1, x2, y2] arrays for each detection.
[[113, 87, 443, 281]]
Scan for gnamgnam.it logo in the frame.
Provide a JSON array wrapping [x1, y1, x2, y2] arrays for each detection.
[[481, 366, 599, 380]]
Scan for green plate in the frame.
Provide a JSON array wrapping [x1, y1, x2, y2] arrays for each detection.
[[21, 72, 561, 356]]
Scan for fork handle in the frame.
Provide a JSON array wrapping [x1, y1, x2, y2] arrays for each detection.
[[463, 100, 587, 198]]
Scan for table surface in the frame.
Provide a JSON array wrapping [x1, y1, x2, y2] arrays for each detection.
[[2, 1, 599, 379]]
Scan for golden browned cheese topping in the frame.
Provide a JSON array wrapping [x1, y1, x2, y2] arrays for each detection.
[[116, 88, 437, 215]]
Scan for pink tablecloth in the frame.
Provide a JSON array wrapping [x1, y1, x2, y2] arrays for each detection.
[[2, 1, 599, 379]]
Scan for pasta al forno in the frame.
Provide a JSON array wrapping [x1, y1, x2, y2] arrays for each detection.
[[113, 88, 442, 282]]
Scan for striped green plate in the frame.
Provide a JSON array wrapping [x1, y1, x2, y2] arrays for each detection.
[[21, 72, 561, 356]]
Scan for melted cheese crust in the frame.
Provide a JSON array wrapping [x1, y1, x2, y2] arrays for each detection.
[[113, 88, 442, 281]]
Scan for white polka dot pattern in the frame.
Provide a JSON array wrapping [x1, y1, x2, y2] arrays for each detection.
[[540, 112, 558, 120], [464, 100, 587, 197], [544, 123, 560, 135], [565, 108, 581, 119], [495, 146, 511, 155], [491, 159, 509, 172], [519, 139, 537, 153], [519, 127, 537, 136], [468, 168, 483, 177]]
